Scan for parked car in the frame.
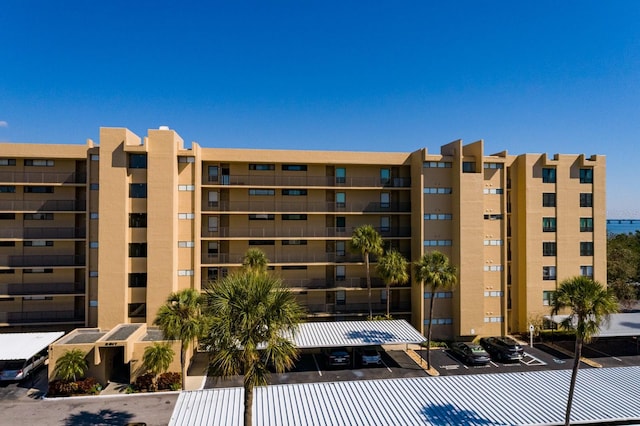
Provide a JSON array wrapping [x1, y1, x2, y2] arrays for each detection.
[[0, 348, 48, 381], [449, 342, 491, 365], [358, 348, 382, 366], [324, 347, 351, 367], [479, 336, 524, 362]]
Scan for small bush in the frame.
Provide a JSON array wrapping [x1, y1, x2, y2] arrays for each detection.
[[157, 372, 181, 390], [134, 373, 155, 392], [76, 377, 99, 394], [48, 380, 79, 396], [125, 384, 137, 394]]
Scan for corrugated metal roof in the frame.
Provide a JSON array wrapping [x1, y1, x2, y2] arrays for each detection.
[[170, 366, 640, 426], [0, 332, 64, 360], [546, 313, 640, 337], [282, 320, 426, 349]]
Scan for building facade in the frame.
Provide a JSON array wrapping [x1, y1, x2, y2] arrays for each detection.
[[0, 127, 606, 339]]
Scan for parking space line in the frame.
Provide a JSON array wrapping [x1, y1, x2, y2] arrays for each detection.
[[584, 345, 622, 362], [380, 358, 393, 373], [312, 354, 323, 377], [521, 352, 547, 366], [489, 361, 499, 367]]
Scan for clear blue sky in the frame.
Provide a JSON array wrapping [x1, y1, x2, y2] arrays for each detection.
[[1, 1, 639, 217]]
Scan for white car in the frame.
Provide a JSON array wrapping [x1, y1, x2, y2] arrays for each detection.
[[360, 348, 382, 366], [0, 349, 47, 381]]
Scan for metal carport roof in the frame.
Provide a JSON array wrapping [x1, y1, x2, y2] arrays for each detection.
[[546, 312, 640, 337], [170, 366, 640, 426], [0, 332, 64, 360], [281, 319, 426, 348]]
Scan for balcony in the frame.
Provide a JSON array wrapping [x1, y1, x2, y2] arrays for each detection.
[[0, 282, 85, 296], [0, 200, 86, 212], [203, 175, 411, 188], [0, 171, 86, 184], [202, 253, 365, 264], [0, 255, 86, 267], [0, 310, 84, 325], [0, 227, 86, 239], [202, 226, 411, 239], [306, 301, 412, 315], [202, 201, 411, 213]]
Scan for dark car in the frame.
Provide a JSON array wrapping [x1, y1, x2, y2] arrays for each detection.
[[479, 336, 524, 362], [325, 347, 351, 367], [449, 342, 491, 365]]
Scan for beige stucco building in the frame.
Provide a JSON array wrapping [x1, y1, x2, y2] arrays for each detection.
[[0, 127, 606, 341]]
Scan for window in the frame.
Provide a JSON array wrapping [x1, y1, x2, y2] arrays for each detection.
[[0, 186, 15, 193], [380, 192, 390, 208], [0, 213, 15, 220], [208, 216, 218, 232], [581, 265, 594, 278], [336, 290, 346, 305], [128, 303, 146, 318], [282, 214, 307, 220], [542, 168, 556, 183], [89, 271, 98, 277], [249, 164, 275, 171], [484, 316, 504, 323], [462, 162, 476, 173], [424, 187, 453, 194], [380, 289, 388, 302], [249, 240, 275, 245], [208, 166, 219, 182], [178, 270, 194, 276], [90, 212, 99, 219], [249, 214, 275, 220], [178, 156, 195, 163], [24, 213, 53, 220], [0, 159, 16, 166], [580, 217, 593, 232], [129, 154, 147, 169], [580, 193, 593, 207], [281, 265, 307, 270], [24, 241, 53, 247], [335, 167, 346, 184], [208, 242, 219, 255], [484, 291, 504, 297], [543, 266, 557, 281], [543, 193, 556, 207], [282, 164, 307, 171], [543, 242, 557, 256], [483, 214, 502, 220], [24, 268, 53, 274], [484, 240, 503, 246], [178, 213, 195, 219], [424, 292, 453, 299], [129, 183, 147, 198], [90, 183, 99, 190], [423, 161, 452, 168], [90, 155, 99, 161], [282, 240, 307, 245], [249, 189, 275, 196], [543, 217, 556, 232], [178, 241, 195, 248], [129, 243, 147, 257], [580, 242, 594, 256], [129, 213, 147, 228], [336, 266, 346, 281], [336, 192, 346, 208], [336, 216, 346, 230], [380, 168, 390, 184], [89, 242, 98, 248], [543, 291, 555, 306], [0, 241, 15, 247], [483, 188, 504, 194], [24, 186, 54, 193], [380, 217, 390, 232], [483, 265, 504, 271], [25, 159, 54, 167], [129, 273, 147, 288], [178, 185, 195, 191], [0, 269, 15, 274], [282, 189, 307, 196], [336, 241, 346, 256], [484, 163, 504, 169], [208, 191, 219, 207], [424, 318, 453, 325], [424, 240, 453, 246], [580, 168, 593, 184]]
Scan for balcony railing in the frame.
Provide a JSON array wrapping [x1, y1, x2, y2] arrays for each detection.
[[306, 301, 411, 314], [203, 175, 411, 188], [202, 201, 411, 213], [1, 255, 86, 267], [202, 253, 366, 264], [0, 171, 86, 184], [0, 227, 86, 239], [201, 226, 411, 239], [1, 310, 84, 324], [0, 200, 86, 212], [0, 282, 85, 296]]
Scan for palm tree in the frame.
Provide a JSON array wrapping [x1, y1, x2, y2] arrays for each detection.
[[54, 349, 88, 382], [414, 250, 457, 370], [376, 248, 409, 317], [551, 276, 618, 426], [242, 247, 269, 274], [203, 271, 303, 426], [142, 342, 175, 388], [351, 224, 383, 318], [153, 288, 205, 390]]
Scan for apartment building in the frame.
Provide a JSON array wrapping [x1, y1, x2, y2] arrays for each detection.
[[0, 127, 606, 339]]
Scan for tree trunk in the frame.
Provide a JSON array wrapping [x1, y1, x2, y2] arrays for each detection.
[[386, 284, 391, 318], [427, 293, 435, 370], [244, 382, 253, 426], [565, 337, 583, 426], [180, 346, 186, 390], [365, 252, 372, 318]]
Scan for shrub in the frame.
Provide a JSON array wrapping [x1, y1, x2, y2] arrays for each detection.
[[76, 377, 99, 394], [48, 379, 79, 396], [157, 372, 181, 390], [134, 373, 155, 392]]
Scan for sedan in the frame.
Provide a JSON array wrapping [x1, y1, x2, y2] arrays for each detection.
[[359, 348, 382, 366], [480, 336, 524, 362], [325, 347, 351, 367], [450, 342, 491, 365]]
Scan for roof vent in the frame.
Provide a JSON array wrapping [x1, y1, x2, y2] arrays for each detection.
[[159, 125, 170, 130]]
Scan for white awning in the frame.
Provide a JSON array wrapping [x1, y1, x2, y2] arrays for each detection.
[[0, 332, 64, 360], [545, 312, 640, 337]]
